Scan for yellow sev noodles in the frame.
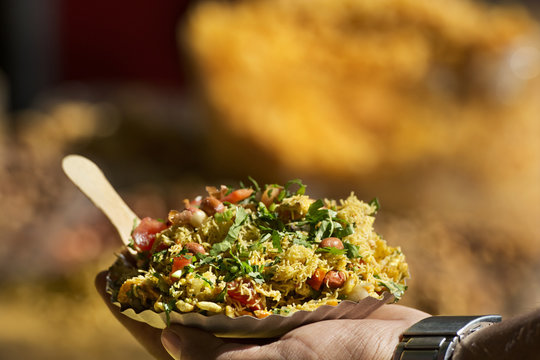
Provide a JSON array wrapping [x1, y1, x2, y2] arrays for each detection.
[[109, 183, 408, 319]]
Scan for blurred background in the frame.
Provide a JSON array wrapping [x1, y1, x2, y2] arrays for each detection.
[[1, 0, 539, 358]]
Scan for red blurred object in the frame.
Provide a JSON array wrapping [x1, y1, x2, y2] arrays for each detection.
[[171, 254, 193, 279], [58, 0, 190, 87], [227, 280, 263, 311], [221, 188, 254, 204], [306, 268, 326, 291], [132, 217, 168, 252]]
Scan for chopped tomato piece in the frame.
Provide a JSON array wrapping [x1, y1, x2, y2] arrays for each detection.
[[170, 253, 193, 281], [171, 253, 193, 273], [131, 217, 168, 253], [227, 280, 263, 311], [221, 188, 254, 204], [307, 268, 327, 291]]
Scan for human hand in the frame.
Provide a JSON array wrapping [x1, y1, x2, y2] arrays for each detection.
[[95, 271, 174, 359], [161, 303, 429, 360], [96, 271, 429, 360]]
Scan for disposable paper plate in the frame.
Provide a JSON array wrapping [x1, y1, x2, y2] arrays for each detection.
[[109, 286, 394, 338]]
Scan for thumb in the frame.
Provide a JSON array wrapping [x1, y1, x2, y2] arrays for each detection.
[[161, 325, 261, 360]]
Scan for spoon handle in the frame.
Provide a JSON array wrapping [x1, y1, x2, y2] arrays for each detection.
[[62, 154, 140, 247]]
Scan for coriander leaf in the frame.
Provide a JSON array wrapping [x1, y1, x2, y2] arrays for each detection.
[[247, 176, 261, 193], [163, 300, 176, 327], [151, 249, 168, 263], [343, 242, 361, 258], [249, 238, 264, 251], [374, 275, 407, 300], [292, 237, 311, 248], [228, 252, 266, 284], [194, 273, 214, 287], [210, 241, 231, 257], [307, 199, 325, 218], [210, 207, 248, 256], [216, 287, 227, 302], [255, 201, 286, 235], [153, 272, 170, 292], [271, 230, 283, 253], [292, 233, 312, 248], [248, 271, 265, 284], [197, 254, 218, 266], [316, 246, 347, 256], [277, 189, 287, 202], [284, 179, 306, 196], [256, 202, 276, 221], [335, 223, 355, 238], [369, 198, 380, 213], [229, 252, 248, 272], [215, 208, 234, 223], [314, 219, 333, 241]]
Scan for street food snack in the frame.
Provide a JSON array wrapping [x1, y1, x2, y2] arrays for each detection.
[[107, 180, 408, 335]]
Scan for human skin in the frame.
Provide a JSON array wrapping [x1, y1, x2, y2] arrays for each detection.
[[95, 271, 429, 360]]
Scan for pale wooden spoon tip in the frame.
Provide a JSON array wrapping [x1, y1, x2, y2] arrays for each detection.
[[62, 154, 139, 250]]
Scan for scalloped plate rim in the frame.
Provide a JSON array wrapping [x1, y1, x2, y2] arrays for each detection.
[[111, 291, 394, 338]]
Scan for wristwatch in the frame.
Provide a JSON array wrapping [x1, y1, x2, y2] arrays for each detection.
[[393, 315, 502, 360]]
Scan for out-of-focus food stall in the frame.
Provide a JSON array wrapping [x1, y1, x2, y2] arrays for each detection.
[[0, 0, 539, 358], [183, 0, 540, 318]]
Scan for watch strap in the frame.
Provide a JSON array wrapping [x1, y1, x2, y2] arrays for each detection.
[[393, 315, 502, 360]]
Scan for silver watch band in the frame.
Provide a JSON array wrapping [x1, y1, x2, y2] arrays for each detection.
[[393, 315, 502, 360]]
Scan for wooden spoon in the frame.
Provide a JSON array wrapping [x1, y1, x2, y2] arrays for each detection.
[[62, 154, 140, 248]]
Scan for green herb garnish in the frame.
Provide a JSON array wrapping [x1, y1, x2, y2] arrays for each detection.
[[163, 299, 176, 327], [215, 208, 234, 223], [210, 207, 248, 256], [374, 275, 407, 300], [194, 273, 214, 287], [343, 242, 361, 259], [247, 176, 261, 193], [227, 251, 266, 284], [369, 198, 380, 213], [284, 179, 306, 196], [316, 246, 348, 256], [271, 230, 283, 253], [215, 286, 227, 302]]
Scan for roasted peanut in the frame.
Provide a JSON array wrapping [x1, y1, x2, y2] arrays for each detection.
[[200, 196, 225, 216], [324, 270, 346, 288], [320, 237, 344, 249], [184, 242, 207, 255]]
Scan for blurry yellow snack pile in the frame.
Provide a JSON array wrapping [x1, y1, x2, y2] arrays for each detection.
[[185, 0, 540, 180], [108, 180, 408, 319]]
